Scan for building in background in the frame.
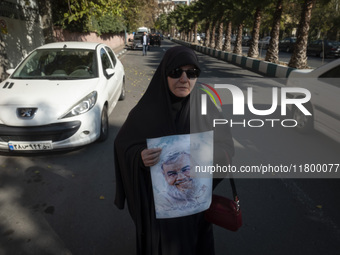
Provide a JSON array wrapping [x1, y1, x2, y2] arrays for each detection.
[[0, 0, 44, 81]]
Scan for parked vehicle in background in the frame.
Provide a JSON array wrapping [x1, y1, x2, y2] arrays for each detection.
[[334, 42, 340, 58], [279, 37, 297, 53], [196, 33, 201, 43], [137, 27, 150, 34], [242, 36, 252, 46], [307, 40, 339, 58], [286, 58, 340, 143], [0, 42, 126, 152], [156, 32, 164, 40], [258, 36, 271, 49], [129, 34, 143, 50], [230, 35, 236, 45]]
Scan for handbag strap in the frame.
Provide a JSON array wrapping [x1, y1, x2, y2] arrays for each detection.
[[224, 152, 240, 210], [229, 175, 240, 211]]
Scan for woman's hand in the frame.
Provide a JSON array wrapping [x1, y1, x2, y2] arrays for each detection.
[[141, 148, 162, 167]]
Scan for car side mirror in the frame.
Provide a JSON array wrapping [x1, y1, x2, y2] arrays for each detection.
[[6, 69, 15, 75], [105, 68, 115, 78]]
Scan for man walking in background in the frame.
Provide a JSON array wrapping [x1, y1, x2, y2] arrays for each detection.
[[141, 32, 149, 56]]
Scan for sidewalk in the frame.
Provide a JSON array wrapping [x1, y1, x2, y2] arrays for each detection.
[[172, 38, 297, 78], [113, 45, 128, 58]]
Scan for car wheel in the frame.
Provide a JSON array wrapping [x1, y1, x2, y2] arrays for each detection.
[[98, 105, 109, 142], [119, 78, 126, 101], [292, 105, 313, 133]]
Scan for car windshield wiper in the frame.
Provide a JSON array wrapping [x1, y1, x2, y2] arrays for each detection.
[[46, 76, 75, 80], [12, 77, 46, 79], [12, 76, 95, 80]]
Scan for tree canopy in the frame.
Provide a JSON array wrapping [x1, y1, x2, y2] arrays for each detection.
[[45, 0, 339, 68], [155, 0, 339, 68], [51, 0, 157, 34]]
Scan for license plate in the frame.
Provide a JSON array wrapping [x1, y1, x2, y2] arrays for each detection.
[[8, 141, 53, 151]]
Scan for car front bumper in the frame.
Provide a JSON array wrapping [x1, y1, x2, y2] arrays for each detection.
[[0, 121, 85, 152]]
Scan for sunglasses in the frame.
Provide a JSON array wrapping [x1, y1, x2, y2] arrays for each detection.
[[168, 68, 200, 79]]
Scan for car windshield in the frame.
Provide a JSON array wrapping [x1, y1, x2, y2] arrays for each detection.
[[134, 35, 142, 41], [11, 49, 98, 79]]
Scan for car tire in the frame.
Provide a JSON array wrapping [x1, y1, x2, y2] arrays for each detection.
[[119, 78, 126, 101], [98, 105, 109, 142], [292, 105, 314, 133]]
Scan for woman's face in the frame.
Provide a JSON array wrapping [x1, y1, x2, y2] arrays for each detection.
[[167, 65, 198, 98]]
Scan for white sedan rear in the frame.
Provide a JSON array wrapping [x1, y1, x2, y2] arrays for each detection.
[[286, 58, 340, 143], [0, 41, 125, 152]]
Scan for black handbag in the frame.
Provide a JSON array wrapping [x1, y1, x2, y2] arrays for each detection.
[[204, 177, 242, 231]]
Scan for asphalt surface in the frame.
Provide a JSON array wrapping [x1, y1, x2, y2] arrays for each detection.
[[0, 39, 339, 255]]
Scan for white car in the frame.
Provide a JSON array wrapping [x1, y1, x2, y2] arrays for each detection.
[[196, 34, 201, 42], [0, 41, 125, 152], [258, 36, 271, 49], [286, 58, 340, 143]]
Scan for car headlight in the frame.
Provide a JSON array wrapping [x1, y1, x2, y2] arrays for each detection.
[[60, 91, 97, 119]]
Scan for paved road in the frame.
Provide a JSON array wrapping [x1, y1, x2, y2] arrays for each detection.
[[1, 39, 339, 255]]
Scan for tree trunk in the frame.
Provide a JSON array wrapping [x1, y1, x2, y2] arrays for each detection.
[[204, 21, 211, 47], [193, 22, 198, 44], [216, 18, 224, 50], [170, 26, 173, 38], [209, 20, 217, 49], [37, 0, 54, 43], [265, 0, 283, 63], [223, 20, 232, 52], [248, 7, 262, 58], [233, 23, 243, 55], [288, 0, 315, 69]]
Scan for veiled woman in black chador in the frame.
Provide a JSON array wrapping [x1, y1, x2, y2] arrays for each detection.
[[114, 46, 234, 255]]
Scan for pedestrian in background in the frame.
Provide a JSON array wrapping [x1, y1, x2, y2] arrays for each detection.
[[141, 31, 150, 56], [114, 46, 234, 255]]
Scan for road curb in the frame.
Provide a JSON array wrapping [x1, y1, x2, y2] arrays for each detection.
[[172, 39, 297, 78], [116, 49, 127, 58], [113, 45, 128, 58]]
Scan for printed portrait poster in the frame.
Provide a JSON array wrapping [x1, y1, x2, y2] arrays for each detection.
[[147, 131, 213, 219]]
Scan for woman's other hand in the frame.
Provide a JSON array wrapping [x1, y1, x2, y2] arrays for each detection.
[[141, 148, 162, 167]]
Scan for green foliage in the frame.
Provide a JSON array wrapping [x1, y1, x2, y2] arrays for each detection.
[[51, 0, 156, 34], [63, 0, 124, 24], [155, 13, 168, 32], [89, 14, 126, 35], [309, 0, 339, 40]]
